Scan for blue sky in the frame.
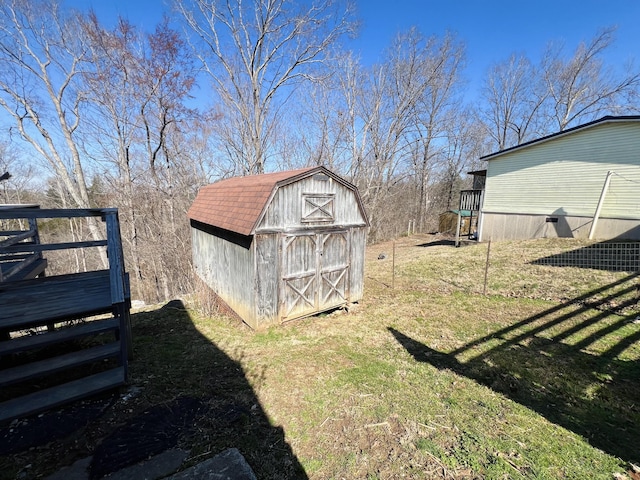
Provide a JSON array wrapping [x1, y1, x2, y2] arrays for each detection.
[[65, 0, 640, 101], [353, 1, 640, 95]]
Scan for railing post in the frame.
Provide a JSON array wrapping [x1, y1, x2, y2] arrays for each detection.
[[104, 209, 132, 371], [105, 211, 125, 304], [27, 215, 46, 270]]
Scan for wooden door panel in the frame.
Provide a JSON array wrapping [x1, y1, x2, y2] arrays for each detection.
[[281, 234, 317, 320], [320, 267, 348, 306], [319, 232, 349, 310], [281, 231, 349, 321], [283, 234, 316, 276], [282, 273, 316, 319]]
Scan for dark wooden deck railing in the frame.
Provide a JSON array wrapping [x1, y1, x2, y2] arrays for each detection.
[[0, 204, 47, 282], [455, 190, 484, 247], [0, 207, 131, 423], [459, 189, 483, 212]]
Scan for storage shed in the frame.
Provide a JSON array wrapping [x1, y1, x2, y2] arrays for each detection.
[[187, 166, 369, 329], [439, 210, 473, 235]]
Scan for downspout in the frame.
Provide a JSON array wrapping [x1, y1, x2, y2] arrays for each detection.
[[588, 171, 613, 240]]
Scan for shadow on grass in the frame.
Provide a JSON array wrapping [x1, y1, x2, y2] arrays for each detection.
[[530, 241, 640, 271], [0, 301, 308, 479], [416, 239, 456, 248], [389, 273, 640, 463], [103, 300, 307, 479]]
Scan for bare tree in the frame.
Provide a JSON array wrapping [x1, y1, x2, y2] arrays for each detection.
[[291, 50, 361, 172], [293, 29, 467, 240], [408, 31, 465, 231], [481, 27, 640, 152], [82, 15, 147, 291], [82, 14, 199, 301], [296, 80, 343, 169], [0, 141, 36, 205], [309, 51, 369, 181], [480, 54, 548, 149], [353, 61, 414, 239], [438, 111, 485, 211], [541, 26, 640, 131], [177, 0, 354, 174], [0, 0, 109, 264], [347, 29, 466, 237]]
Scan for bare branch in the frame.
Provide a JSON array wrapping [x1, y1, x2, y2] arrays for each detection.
[[177, 0, 354, 173]]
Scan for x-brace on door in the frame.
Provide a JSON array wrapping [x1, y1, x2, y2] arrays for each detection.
[[280, 231, 349, 321]]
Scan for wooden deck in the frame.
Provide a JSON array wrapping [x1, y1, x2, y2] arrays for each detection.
[[1, 270, 112, 329], [455, 190, 483, 247], [0, 207, 131, 424], [0, 205, 47, 282]]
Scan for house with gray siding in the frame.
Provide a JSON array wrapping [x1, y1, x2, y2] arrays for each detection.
[[188, 166, 369, 329], [478, 116, 640, 242]]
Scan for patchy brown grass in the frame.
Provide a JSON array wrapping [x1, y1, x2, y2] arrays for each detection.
[[2, 234, 640, 479]]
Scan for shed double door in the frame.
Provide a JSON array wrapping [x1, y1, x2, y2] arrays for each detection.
[[281, 231, 350, 321]]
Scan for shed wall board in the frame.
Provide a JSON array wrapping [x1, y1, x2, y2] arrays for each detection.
[[256, 175, 367, 232], [254, 234, 280, 328], [192, 227, 256, 324], [278, 230, 353, 320], [483, 122, 640, 219], [317, 230, 351, 310], [348, 227, 367, 301], [439, 212, 472, 235]]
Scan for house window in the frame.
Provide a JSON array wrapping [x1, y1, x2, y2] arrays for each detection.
[[302, 194, 334, 223]]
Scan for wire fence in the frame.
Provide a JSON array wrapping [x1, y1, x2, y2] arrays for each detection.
[[475, 239, 640, 311], [527, 241, 640, 272], [379, 237, 640, 311]]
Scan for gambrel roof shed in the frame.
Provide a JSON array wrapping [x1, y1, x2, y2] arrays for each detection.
[[188, 167, 313, 236], [188, 166, 369, 329]]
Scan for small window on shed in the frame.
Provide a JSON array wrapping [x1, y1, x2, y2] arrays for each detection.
[[302, 193, 334, 223]]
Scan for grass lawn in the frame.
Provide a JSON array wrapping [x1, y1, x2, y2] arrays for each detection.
[[1, 235, 639, 479]]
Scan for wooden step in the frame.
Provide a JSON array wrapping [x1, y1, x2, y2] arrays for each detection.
[[1, 256, 47, 282], [0, 318, 119, 356], [8, 258, 47, 282], [0, 270, 112, 331], [0, 342, 121, 387], [0, 367, 125, 424]]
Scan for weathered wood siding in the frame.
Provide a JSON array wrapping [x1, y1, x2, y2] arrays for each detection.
[[255, 172, 368, 325], [280, 232, 320, 320], [256, 174, 367, 232], [191, 168, 368, 329], [192, 227, 256, 325], [254, 234, 279, 327], [348, 227, 367, 301], [254, 227, 367, 327], [483, 121, 640, 219]]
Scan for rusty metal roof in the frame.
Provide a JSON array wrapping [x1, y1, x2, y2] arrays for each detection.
[[187, 167, 319, 236]]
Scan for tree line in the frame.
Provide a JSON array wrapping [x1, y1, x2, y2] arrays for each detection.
[[0, 0, 638, 302]]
